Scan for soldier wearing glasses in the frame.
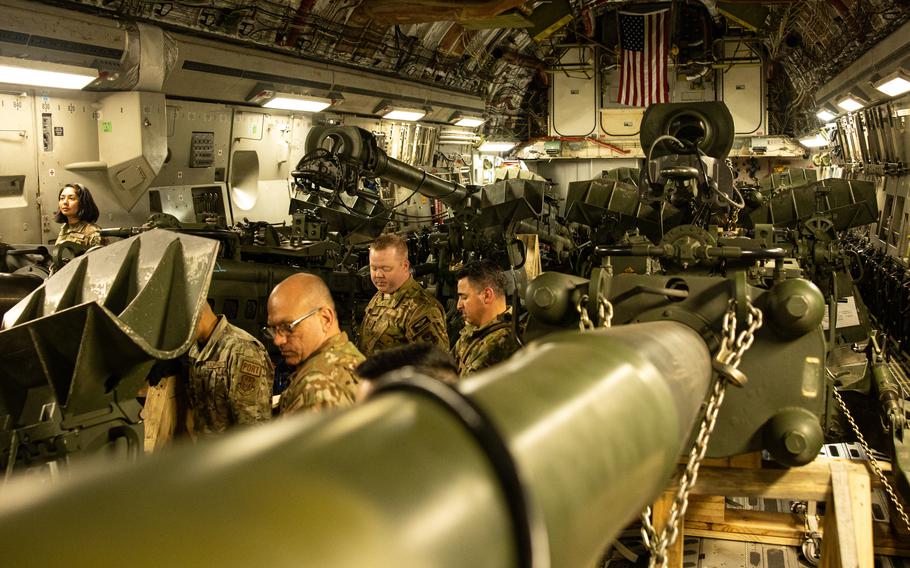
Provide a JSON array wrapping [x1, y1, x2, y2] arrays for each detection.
[[266, 273, 364, 415]]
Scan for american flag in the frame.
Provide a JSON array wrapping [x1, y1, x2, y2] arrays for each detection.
[[617, 10, 670, 107]]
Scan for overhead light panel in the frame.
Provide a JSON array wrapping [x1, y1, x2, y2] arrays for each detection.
[[798, 134, 828, 148], [816, 109, 836, 122], [248, 88, 335, 112], [450, 113, 485, 128], [0, 56, 97, 90], [836, 96, 865, 112], [455, 117, 485, 128], [375, 101, 427, 122], [873, 69, 910, 97], [383, 109, 426, 121], [264, 95, 333, 112], [478, 141, 517, 153]]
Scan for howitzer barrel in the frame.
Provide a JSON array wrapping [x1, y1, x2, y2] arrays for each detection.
[[373, 151, 469, 206], [0, 322, 711, 568], [306, 125, 469, 207]]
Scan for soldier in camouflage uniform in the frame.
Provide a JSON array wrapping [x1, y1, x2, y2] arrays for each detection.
[[452, 260, 520, 377], [55, 183, 103, 248], [186, 302, 274, 437], [359, 234, 448, 357], [267, 273, 364, 415]]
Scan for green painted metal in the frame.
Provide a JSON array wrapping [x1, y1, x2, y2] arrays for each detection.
[[525, 271, 828, 463], [0, 321, 711, 568], [0, 230, 219, 472]]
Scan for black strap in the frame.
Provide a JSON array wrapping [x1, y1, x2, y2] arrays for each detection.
[[371, 371, 542, 568]]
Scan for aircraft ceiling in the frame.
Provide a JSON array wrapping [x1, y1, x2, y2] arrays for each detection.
[[37, 0, 910, 138]]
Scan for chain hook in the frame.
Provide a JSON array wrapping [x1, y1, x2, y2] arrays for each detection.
[[641, 298, 763, 568]]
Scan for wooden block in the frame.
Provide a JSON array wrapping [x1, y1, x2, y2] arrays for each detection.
[[685, 495, 726, 523], [674, 460, 834, 500], [141, 376, 188, 452], [728, 452, 763, 469], [694, 452, 763, 469], [516, 234, 541, 282], [686, 511, 908, 557], [652, 490, 685, 568], [820, 461, 873, 568], [685, 509, 805, 546]]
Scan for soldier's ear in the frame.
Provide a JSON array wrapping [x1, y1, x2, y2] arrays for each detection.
[[319, 306, 333, 330], [482, 287, 495, 303]]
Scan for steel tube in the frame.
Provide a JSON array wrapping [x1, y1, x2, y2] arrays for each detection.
[[373, 153, 468, 206], [0, 321, 711, 568]]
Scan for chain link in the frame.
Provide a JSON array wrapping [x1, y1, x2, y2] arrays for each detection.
[[577, 292, 614, 330], [599, 296, 613, 328], [577, 294, 595, 332], [640, 298, 763, 568], [831, 386, 910, 533]]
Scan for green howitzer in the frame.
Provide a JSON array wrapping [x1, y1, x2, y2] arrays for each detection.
[[0, 321, 711, 568]]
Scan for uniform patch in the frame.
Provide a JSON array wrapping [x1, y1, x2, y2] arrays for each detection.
[[235, 373, 257, 397], [239, 359, 263, 376]]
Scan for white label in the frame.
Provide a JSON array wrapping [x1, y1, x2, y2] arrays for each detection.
[[822, 296, 861, 329]]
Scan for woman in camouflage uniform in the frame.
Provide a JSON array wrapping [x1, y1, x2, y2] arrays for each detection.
[[55, 183, 102, 247]]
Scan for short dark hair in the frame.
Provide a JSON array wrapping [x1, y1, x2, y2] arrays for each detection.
[[370, 233, 408, 259], [456, 260, 508, 297], [55, 183, 100, 224], [356, 343, 458, 384]]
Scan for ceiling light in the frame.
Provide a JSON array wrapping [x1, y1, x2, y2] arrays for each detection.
[[383, 109, 426, 121], [380, 108, 426, 121], [374, 101, 428, 122], [873, 69, 910, 97], [798, 134, 828, 148], [247, 88, 335, 112], [454, 117, 485, 128], [0, 56, 97, 90], [816, 109, 836, 122], [836, 96, 865, 112], [478, 141, 517, 153], [449, 113, 485, 128], [263, 95, 333, 112]]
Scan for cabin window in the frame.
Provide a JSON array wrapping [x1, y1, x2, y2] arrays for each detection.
[[244, 300, 257, 320], [223, 299, 238, 320]]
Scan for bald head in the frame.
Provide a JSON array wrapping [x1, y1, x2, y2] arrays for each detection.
[[270, 273, 335, 314], [268, 273, 340, 366]]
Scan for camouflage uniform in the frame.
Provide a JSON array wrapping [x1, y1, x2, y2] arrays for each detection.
[[279, 332, 365, 415], [186, 316, 274, 436], [453, 308, 520, 377], [359, 277, 449, 357], [56, 221, 102, 247]]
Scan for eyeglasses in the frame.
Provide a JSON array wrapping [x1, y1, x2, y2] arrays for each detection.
[[262, 306, 322, 340]]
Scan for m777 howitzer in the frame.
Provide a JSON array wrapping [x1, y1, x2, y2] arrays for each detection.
[[0, 277, 734, 567], [295, 124, 574, 267], [557, 102, 909, 528], [0, 232, 894, 568], [0, 230, 758, 567], [299, 104, 908, 519]]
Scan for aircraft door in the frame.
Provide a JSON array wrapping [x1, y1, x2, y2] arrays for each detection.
[[0, 93, 41, 244]]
